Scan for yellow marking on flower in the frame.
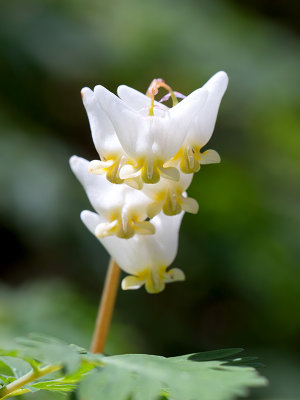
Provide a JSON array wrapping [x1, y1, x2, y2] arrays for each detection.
[[169, 145, 221, 174], [163, 193, 181, 215], [89, 155, 125, 184], [95, 210, 155, 239], [121, 266, 185, 294], [89, 156, 146, 187], [120, 157, 179, 185], [147, 188, 199, 218]]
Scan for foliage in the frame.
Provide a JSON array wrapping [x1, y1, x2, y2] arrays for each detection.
[[0, 335, 266, 400]]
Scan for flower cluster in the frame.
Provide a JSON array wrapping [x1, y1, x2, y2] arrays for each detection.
[[70, 71, 228, 293]]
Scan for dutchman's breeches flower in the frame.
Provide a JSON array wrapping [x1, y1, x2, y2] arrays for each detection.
[[167, 71, 228, 173], [81, 210, 185, 294], [71, 71, 228, 293], [143, 172, 198, 218], [81, 87, 126, 185], [94, 84, 208, 185], [70, 156, 154, 239]]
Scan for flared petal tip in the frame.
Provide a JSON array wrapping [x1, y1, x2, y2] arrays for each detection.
[[215, 70, 228, 81], [80, 210, 100, 233], [69, 155, 89, 175], [117, 85, 128, 98], [69, 155, 79, 169], [81, 87, 92, 99], [94, 84, 108, 99], [80, 210, 90, 222], [208, 71, 229, 92]]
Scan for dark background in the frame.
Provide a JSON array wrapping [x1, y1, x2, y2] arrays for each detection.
[[0, 1, 299, 399]]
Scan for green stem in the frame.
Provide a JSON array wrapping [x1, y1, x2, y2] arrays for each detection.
[[1, 388, 31, 399], [0, 365, 62, 400]]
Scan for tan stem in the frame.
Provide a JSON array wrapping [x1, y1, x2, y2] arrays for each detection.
[[90, 258, 121, 353]]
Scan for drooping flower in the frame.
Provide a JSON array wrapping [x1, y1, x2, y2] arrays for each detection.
[[166, 71, 228, 173], [81, 87, 126, 184], [142, 172, 198, 218], [94, 84, 208, 184], [81, 210, 185, 293], [81, 87, 143, 189], [71, 72, 228, 293], [70, 156, 154, 239]]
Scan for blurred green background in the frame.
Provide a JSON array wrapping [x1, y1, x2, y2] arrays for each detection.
[[0, 0, 299, 399]]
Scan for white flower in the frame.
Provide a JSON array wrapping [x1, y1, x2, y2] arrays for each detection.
[[94, 84, 208, 184], [81, 87, 127, 185], [167, 71, 228, 173], [81, 210, 185, 293], [70, 155, 154, 239], [142, 172, 198, 218]]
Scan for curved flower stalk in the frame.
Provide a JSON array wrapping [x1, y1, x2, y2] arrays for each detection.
[[81, 210, 185, 293], [166, 71, 228, 173], [142, 172, 198, 218], [70, 156, 154, 239], [94, 84, 208, 185]]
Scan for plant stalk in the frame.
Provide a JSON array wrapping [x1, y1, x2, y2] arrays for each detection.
[[0, 365, 61, 400], [90, 258, 121, 353]]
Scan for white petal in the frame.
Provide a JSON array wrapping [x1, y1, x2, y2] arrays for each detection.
[[200, 149, 221, 164], [181, 196, 199, 214], [81, 87, 123, 157], [80, 210, 106, 234], [124, 189, 152, 219], [146, 201, 163, 219], [164, 268, 185, 283], [133, 220, 155, 235], [119, 164, 141, 180], [149, 212, 184, 266], [117, 85, 169, 115], [88, 159, 114, 174], [158, 166, 180, 181], [142, 172, 193, 201], [96, 85, 204, 164], [156, 88, 208, 160], [124, 176, 144, 190], [186, 71, 228, 146], [95, 220, 118, 237], [98, 212, 183, 276], [70, 155, 126, 216], [94, 85, 143, 159], [121, 276, 145, 290], [178, 171, 194, 190]]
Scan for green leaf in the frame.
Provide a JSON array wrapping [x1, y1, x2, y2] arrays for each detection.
[[0, 356, 32, 378], [171, 348, 244, 362], [80, 352, 267, 400], [31, 380, 76, 392], [30, 360, 95, 393], [16, 334, 81, 373], [0, 336, 266, 400], [0, 360, 14, 378]]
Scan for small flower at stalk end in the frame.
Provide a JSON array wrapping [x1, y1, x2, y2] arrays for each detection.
[[81, 210, 185, 294], [81, 87, 142, 189], [70, 156, 154, 239], [166, 71, 228, 174], [95, 84, 208, 185], [142, 172, 198, 218]]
